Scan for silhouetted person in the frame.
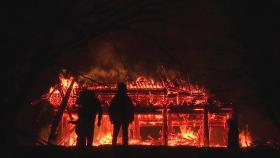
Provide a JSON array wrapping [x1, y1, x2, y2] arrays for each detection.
[[109, 83, 134, 145], [75, 88, 103, 147], [227, 118, 239, 150]]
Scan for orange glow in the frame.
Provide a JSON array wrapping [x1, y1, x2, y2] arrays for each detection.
[[95, 133, 112, 145], [181, 126, 198, 140], [239, 125, 253, 147], [56, 113, 230, 147], [48, 75, 79, 108], [44, 75, 233, 147]]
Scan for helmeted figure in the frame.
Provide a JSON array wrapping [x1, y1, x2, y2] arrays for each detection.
[[75, 88, 103, 147], [108, 83, 135, 145]]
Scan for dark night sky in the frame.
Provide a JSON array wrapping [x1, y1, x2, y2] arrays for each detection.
[[2, 0, 280, 145]]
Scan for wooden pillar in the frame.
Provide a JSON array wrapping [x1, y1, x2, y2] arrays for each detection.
[[134, 114, 140, 140], [203, 105, 209, 147], [168, 112, 172, 134], [48, 79, 75, 144], [162, 104, 168, 146]]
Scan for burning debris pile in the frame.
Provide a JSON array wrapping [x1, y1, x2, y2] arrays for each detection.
[[39, 72, 253, 147]]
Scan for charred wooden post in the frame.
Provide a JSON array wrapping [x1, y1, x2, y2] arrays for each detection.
[[134, 114, 140, 140], [48, 79, 75, 144], [163, 104, 168, 145], [203, 104, 209, 147], [167, 111, 172, 135]]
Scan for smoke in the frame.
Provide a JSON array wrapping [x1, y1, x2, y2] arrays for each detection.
[[81, 34, 188, 82], [85, 39, 128, 82]]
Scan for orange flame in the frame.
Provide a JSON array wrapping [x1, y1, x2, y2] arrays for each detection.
[[181, 127, 198, 141], [47, 74, 79, 107], [95, 133, 112, 145], [239, 125, 253, 147], [45, 75, 233, 147]]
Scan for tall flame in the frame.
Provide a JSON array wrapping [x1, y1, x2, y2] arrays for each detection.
[[239, 125, 253, 147]]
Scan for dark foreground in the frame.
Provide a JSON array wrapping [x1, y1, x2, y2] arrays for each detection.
[[8, 145, 280, 158]]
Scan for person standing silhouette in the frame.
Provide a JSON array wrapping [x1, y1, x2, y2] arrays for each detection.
[[109, 83, 134, 145], [75, 88, 103, 147], [227, 118, 239, 150]]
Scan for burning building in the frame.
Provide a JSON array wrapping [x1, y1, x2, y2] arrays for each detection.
[[43, 73, 237, 147]]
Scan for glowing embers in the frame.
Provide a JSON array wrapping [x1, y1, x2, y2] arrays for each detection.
[[95, 91, 208, 108], [58, 113, 231, 147], [168, 126, 199, 146], [134, 114, 163, 145], [94, 114, 165, 146], [98, 133, 112, 145], [208, 113, 230, 147], [168, 114, 203, 146], [48, 74, 79, 108], [127, 77, 164, 90], [46, 75, 209, 110], [45, 74, 235, 147], [181, 127, 198, 141], [61, 113, 251, 148]]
